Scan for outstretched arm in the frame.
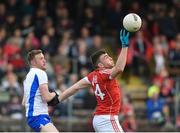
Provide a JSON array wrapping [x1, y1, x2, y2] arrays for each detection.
[[110, 29, 130, 79], [59, 78, 91, 102]]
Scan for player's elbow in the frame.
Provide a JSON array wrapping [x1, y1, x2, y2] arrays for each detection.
[[43, 93, 55, 102]]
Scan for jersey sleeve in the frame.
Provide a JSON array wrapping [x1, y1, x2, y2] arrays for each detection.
[[83, 77, 91, 84], [86, 72, 94, 84], [37, 70, 48, 85]]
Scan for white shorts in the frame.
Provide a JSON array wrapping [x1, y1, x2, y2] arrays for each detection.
[[93, 115, 124, 132]]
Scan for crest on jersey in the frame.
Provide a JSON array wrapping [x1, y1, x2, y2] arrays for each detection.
[[92, 75, 97, 86]]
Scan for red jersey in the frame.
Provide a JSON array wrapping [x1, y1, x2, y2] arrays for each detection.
[[85, 68, 122, 115]]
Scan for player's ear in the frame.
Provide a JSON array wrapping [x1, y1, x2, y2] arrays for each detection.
[[97, 62, 104, 68], [30, 59, 35, 65]]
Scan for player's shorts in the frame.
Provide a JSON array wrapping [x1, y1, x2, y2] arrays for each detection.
[[27, 114, 52, 132], [93, 115, 124, 132]]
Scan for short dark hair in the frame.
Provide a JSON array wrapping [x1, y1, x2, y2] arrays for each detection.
[[90, 49, 106, 68], [27, 49, 42, 64]]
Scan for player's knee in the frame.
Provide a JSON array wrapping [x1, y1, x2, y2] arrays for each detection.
[[40, 123, 59, 132]]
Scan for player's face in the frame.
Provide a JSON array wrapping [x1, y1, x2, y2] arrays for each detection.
[[99, 53, 114, 68], [33, 53, 46, 70]]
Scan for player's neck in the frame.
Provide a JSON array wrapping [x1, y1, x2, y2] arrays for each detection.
[[31, 65, 41, 70], [97, 67, 106, 70]]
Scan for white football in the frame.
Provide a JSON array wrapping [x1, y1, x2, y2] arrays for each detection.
[[123, 13, 142, 32]]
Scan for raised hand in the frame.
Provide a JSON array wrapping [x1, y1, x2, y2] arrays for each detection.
[[120, 29, 130, 47]]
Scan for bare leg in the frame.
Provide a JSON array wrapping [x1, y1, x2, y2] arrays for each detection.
[[40, 123, 59, 132]]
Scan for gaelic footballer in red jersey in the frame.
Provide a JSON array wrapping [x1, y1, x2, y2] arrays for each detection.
[[59, 30, 130, 132], [85, 65, 122, 116]]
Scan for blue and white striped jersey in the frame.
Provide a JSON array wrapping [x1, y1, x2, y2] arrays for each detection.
[[23, 68, 48, 117]]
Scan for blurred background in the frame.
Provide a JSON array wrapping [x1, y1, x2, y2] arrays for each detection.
[[0, 0, 180, 132]]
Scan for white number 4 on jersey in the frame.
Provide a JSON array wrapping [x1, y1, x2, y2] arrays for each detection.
[[95, 84, 105, 100]]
